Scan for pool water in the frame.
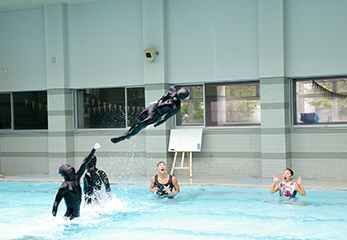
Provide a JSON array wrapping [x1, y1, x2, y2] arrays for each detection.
[[0, 181, 346, 240]]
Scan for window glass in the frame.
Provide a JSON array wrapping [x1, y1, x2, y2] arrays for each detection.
[[294, 78, 347, 124], [176, 85, 204, 126], [76, 87, 145, 129], [205, 82, 261, 126], [127, 88, 145, 127], [0, 93, 11, 129], [13, 91, 48, 130]]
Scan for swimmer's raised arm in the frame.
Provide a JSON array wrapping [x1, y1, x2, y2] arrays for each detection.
[[295, 176, 306, 196], [76, 143, 100, 180], [270, 174, 281, 194]]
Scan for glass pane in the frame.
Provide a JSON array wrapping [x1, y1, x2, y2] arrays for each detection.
[[176, 85, 204, 126], [206, 82, 261, 126], [295, 78, 347, 124], [0, 93, 11, 129], [127, 88, 145, 127], [13, 91, 48, 130], [77, 88, 126, 128]]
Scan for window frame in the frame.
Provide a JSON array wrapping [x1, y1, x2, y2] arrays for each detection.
[[0, 91, 48, 132], [175, 81, 261, 129], [175, 84, 205, 128], [0, 93, 12, 131], [74, 86, 145, 131], [292, 77, 347, 128]]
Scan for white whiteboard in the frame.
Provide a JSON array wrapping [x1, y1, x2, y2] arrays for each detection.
[[168, 129, 203, 152]]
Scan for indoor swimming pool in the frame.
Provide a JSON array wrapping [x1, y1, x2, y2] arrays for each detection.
[[0, 181, 346, 240]]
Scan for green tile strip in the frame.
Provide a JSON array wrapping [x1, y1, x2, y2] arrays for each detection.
[[145, 83, 171, 91], [291, 152, 347, 159], [48, 131, 74, 137], [260, 77, 289, 85], [1, 152, 48, 157], [261, 128, 290, 134], [291, 128, 347, 134], [47, 89, 72, 95], [48, 110, 73, 116], [49, 152, 75, 158], [261, 153, 291, 159]]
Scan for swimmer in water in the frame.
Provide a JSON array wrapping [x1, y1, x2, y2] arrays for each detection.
[[270, 168, 306, 198], [52, 143, 100, 219], [111, 86, 189, 144], [83, 155, 111, 204], [150, 161, 180, 198]]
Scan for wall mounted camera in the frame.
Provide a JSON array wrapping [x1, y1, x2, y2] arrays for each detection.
[[143, 48, 159, 63]]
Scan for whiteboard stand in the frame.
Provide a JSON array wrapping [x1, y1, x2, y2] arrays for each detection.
[[170, 151, 193, 178], [168, 129, 203, 178]]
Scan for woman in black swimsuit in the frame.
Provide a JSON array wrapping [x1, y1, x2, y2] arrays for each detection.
[[150, 161, 180, 198]]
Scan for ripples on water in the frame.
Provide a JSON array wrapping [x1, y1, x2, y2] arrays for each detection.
[[0, 182, 346, 240]]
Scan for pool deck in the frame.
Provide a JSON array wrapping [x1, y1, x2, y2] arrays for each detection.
[[0, 174, 346, 191]]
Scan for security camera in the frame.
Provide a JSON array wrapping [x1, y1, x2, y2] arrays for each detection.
[[143, 48, 159, 62]]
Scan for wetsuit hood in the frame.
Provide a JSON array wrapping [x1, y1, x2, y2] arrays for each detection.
[[59, 164, 77, 180], [177, 88, 189, 100]]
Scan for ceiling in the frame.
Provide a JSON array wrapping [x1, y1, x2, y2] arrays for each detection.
[[0, 0, 99, 12]]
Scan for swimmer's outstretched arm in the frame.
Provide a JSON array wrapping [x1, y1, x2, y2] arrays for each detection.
[[76, 143, 100, 180], [295, 176, 306, 196], [270, 174, 281, 194]]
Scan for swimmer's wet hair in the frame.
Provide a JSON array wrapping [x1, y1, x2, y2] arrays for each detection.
[[157, 161, 166, 167], [285, 168, 294, 176]]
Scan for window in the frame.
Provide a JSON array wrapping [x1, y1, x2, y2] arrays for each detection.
[[13, 91, 48, 130], [176, 82, 261, 127], [127, 88, 145, 127], [206, 82, 261, 126], [0, 93, 11, 129], [176, 85, 204, 126], [294, 77, 347, 125], [76, 87, 145, 129]]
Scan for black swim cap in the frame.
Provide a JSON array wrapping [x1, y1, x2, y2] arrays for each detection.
[[59, 164, 76, 180], [177, 88, 189, 100]]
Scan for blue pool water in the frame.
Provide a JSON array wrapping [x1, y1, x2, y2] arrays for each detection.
[[0, 181, 346, 240]]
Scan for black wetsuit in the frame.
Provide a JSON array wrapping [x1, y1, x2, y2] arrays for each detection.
[[111, 86, 189, 144], [154, 174, 174, 197], [52, 148, 96, 219], [83, 168, 111, 204]]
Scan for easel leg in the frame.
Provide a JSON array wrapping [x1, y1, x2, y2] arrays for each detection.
[[170, 152, 178, 175], [180, 152, 185, 168], [189, 152, 192, 178]]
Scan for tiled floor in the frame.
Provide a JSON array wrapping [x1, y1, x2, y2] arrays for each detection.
[[1, 174, 346, 191]]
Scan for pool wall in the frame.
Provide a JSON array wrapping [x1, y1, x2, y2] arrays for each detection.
[[1, 0, 347, 180]]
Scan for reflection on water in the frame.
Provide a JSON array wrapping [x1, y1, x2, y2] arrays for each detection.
[[0, 182, 346, 240]]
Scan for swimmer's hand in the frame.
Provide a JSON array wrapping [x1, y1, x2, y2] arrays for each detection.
[[296, 176, 302, 185], [166, 189, 173, 194], [94, 143, 101, 150], [273, 174, 280, 183], [150, 187, 159, 193]]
